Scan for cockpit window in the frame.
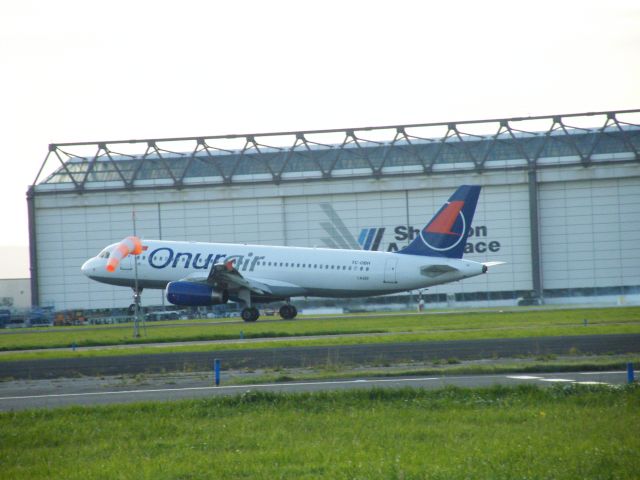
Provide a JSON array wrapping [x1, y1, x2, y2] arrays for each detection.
[[98, 250, 110, 259]]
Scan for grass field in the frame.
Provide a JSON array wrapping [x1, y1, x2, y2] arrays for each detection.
[[1, 385, 638, 479], [0, 306, 639, 363]]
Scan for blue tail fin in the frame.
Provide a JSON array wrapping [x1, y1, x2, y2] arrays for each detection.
[[397, 185, 481, 258]]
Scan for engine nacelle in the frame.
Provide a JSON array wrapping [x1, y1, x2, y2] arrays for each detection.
[[166, 281, 229, 306]]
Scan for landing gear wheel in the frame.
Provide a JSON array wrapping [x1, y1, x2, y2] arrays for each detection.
[[241, 307, 259, 322], [279, 304, 298, 320]]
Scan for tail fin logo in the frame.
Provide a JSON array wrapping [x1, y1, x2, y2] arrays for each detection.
[[420, 201, 467, 252], [398, 185, 480, 258]]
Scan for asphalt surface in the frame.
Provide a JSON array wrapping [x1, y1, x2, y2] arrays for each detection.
[[0, 370, 632, 411], [1, 333, 639, 380]]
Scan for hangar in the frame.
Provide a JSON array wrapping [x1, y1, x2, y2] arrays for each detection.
[[28, 110, 640, 311]]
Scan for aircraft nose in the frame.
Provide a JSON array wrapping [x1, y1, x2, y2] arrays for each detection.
[[81, 258, 97, 278]]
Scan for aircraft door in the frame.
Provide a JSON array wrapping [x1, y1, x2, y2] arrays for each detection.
[[384, 258, 398, 284]]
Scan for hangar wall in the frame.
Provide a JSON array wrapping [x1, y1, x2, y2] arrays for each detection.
[[538, 175, 640, 295], [32, 161, 640, 311]]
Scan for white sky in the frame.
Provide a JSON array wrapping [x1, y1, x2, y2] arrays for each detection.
[[0, 0, 639, 277]]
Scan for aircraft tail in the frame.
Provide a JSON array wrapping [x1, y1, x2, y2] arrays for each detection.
[[397, 185, 481, 258]]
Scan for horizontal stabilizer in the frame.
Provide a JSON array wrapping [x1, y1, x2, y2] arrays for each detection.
[[482, 261, 506, 268]]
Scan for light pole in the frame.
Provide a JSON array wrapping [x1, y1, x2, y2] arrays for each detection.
[[132, 210, 144, 338]]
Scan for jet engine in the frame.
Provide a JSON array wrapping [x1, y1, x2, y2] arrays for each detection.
[[166, 281, 229, 306]]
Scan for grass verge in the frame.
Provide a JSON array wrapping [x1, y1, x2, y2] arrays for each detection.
[[1, 306, 639, 362], [0, 384, 638, 479], [2, 306, 639, 351]]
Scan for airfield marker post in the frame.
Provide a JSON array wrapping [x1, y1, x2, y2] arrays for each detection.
[[214, 359, 221, 386]]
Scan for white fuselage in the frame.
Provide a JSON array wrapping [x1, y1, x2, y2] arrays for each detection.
[[81, 239, 486, 299]]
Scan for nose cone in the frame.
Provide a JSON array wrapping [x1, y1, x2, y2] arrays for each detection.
[[81, 258, 98, 278]]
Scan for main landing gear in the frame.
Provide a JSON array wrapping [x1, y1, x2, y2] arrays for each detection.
[[241, 307, 260, 322], [238, 288, 298, 322], [238, 288, 259, 322], [241, 304, 298, 322], [279, 304, 297, 320]]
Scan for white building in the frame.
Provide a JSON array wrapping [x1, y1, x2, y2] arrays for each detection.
[[0, 278, 31, 310], [28, 110, 640, 310]]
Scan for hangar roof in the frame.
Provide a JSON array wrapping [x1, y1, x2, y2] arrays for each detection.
[[32, 110, 640, 193]]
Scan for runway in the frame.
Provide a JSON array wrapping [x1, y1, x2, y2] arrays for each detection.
[[1, 333, 638, 380], [0, 370, 632, 411]]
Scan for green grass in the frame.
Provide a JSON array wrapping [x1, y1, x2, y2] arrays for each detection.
[[1, 306, 639, 362], [5, 306, 640, 351], [1, 385, 638, 479]]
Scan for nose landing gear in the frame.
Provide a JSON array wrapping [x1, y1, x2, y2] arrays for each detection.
[[129, 287, 144, 337]]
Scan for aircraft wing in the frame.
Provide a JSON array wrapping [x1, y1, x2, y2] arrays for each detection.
[[179, 260, 273, 295]]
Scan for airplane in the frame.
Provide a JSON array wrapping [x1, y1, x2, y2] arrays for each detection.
[[81, 185, 503, 322]]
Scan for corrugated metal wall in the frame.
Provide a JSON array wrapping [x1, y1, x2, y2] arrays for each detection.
[[33, 164, 640, 310]]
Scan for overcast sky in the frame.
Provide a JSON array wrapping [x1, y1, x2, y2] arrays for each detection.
[[1, 0, 638, 277]]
